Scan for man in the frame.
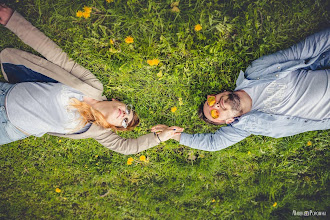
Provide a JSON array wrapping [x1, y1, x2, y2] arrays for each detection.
[[152, 29, 329, 151]]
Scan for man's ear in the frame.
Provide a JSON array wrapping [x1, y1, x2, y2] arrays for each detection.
[[225, 118, 235, 124]]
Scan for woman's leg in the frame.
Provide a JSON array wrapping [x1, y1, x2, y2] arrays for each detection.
[[0, 82, 27, 145]]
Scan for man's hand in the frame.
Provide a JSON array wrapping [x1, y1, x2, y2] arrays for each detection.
[[0, 4, 13, 26]]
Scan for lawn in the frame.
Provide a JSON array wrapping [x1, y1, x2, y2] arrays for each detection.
[[0, 0, 329, 219]]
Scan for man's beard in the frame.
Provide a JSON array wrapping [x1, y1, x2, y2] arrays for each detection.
[[227, 92, 241, 113]]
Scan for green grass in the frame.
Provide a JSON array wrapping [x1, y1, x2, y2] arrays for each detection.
[[0, 0, 329, 219]]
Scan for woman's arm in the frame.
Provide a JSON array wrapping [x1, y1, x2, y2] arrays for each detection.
[[94, 126, 183, 155]]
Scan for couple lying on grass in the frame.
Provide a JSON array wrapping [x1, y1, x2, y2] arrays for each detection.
[[1, 5, 329, 154]]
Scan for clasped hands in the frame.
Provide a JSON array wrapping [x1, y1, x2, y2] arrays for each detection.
[[151, 124, 184, 142]]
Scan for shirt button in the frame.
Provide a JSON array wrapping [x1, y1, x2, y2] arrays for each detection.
[[257, 77, 260, 80], [277, 66, 281, 69], [275, 74, 279, 77]]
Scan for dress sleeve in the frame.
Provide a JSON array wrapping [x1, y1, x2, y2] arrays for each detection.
[[179, 125, 251, 151], [94, 130, 160, 155], [4, 11, 104, 93]]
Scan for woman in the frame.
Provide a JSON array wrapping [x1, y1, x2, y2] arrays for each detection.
[[0, 5, 183, 154]]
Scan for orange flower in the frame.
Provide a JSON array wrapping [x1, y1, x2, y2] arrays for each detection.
[[125, 36, 134, 44], [194, 24, 202, 31], [147, 59, 160, 66], [76, 10, 83, 18], [171, 106, 177, 113], [55, 188, 61, 193]]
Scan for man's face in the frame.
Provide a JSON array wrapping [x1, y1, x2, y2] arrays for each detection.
[[203, 91, 241, 124]]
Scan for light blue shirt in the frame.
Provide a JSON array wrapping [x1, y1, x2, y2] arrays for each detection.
[[180, 29, 330, 151]]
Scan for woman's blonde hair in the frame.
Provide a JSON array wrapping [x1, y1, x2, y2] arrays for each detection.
[[70, 98, 139, 132]]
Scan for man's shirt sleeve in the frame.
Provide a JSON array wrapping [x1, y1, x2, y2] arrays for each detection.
[[179, 125, 251, 151]]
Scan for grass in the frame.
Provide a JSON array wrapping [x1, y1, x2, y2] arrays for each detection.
[[0, 0, 329, 219]]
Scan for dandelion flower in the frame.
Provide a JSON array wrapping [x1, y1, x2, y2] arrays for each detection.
[[127, 157, 134, 165], [55, 188, 61, 193], [212, 199, 216, 203], [58, 139, 62, 143], [140, 155, 146, 161], [307, 141, 312, 146], [194, 24, 202, 31], [106, 0, 114, 2], [147, 59, 160, 66], [83, 6, 92, 14], [82, 11, 91, 19], [171, 106, 177, 113], [76, 10, 83, 18], [273, 202, 277, 207], [110, 39, 114, 45], [248, 151, 251, 155], [125, 36, 134, 44]]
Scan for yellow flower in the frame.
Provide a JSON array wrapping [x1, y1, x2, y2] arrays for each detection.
[[55, 188, 61, 193], [82, 11, 91, 19], [96, 163, 99, 166], [147, 59, 160, 66], [248, 151, 251, 155], [212, 199, 216, 203], [95, 155, 98, 158], [76, 10, 83, 18], [127, 157, 134, 165], [194, 24, 202, 31], [307, 141, 312, 146], [106, 0, 114, 2], [125, 36, 134, 44], [110, 39, 114, 45], [58, 139, 62, 143], [171, 106, 177, 113], [273, 202, 277, 207], [140, 155, 146, 161], [83, 6, 92, 14]]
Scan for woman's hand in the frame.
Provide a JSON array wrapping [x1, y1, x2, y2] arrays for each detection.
[[0, 4, 13, 26], [151, 125, 184, 142]]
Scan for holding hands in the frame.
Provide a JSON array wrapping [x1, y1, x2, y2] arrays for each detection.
[[0, 4, 13, 25], [151, 125, 184, 142]]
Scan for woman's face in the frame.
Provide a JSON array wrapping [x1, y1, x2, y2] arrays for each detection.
[[94, 99, 134, 127]]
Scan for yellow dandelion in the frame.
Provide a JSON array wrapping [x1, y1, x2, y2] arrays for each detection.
[[82, 11, 91, 19], [212, 199, 216, 203], [58, 139, 62, 143], [194, 24, 202, 31], [307, 141, 312, 146], [248, 151, 251, 155], [140, 155, 146, 161], [95, 155, 98, 158], [125, 36, 134, 44], [55, 188, 61, 193], [273, 202, 277, 207], [171, 106, 177, 113], [83, 6, 92, 14], [152, 59, 160, 66], [96, 163, 99, 166], [110, 39, 114, 45], [147, 60, 154, 66], [76, 10, 83, 18], [127, 160, 133, 165], [106, 0, 114, 2], [127, 157, 134, 162]]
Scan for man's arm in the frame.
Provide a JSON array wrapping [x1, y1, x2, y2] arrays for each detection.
[[178, 125, 250, 151], [245, 29, 330, 77]]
